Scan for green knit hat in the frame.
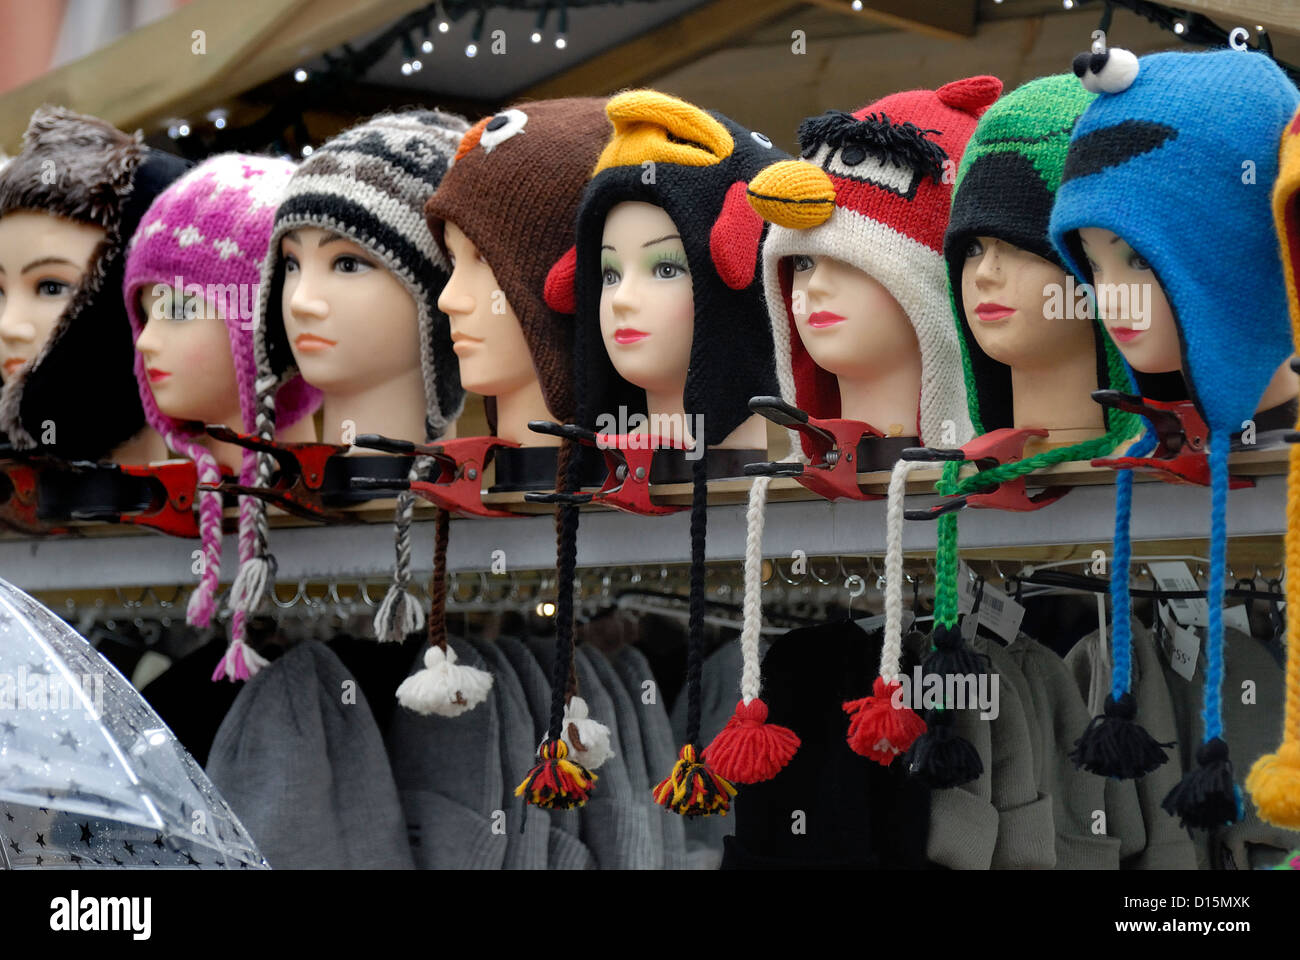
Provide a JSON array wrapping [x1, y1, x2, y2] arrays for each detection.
[[943, 73, 1136, 441]]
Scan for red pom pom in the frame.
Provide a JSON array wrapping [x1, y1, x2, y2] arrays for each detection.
[[544, 244, 577, 314], [703, 697, 800, 784], [936, 75, 1003, 116], [843, 676, 927, 766]]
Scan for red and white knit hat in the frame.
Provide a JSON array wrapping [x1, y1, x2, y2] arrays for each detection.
[[751, 76, 1002, 456]]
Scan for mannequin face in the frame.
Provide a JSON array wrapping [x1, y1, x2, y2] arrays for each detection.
[[280, 227, 423, 392], [135, 285, 241, 425], [960, 236, 1095, 369], [0, 211, 104, 381], [788, 254, 917, 378], [438, 220, 537, 397], [1077, 227, 1180, 374], [599, 201, 694, 397]]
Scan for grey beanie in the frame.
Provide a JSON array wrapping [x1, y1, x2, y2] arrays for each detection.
[[205, 641, 414, 869], [231, 109, 470, 633]]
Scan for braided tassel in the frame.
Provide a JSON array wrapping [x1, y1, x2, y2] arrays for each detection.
[[705, 698, 799, 784], [515, 738, 596, 810], [652, 744, 737, 817]]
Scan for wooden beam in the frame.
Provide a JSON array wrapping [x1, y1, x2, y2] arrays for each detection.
[[520, 0, 806, 100], [1176, 0, 1300, 35], [0, 0, 435, 152], [803, 0, 976, 41]]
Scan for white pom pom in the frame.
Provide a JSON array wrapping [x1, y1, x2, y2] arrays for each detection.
[[1079, 47, 1139, 94], [396, 645, 493, 718], [561, 696, 615, 770]]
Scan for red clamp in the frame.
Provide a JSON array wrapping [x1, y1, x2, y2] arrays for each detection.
[[98, 460, 201, 538], [744, 396, 885, 501], [0, 458, 69, 535], [523, 421, 687, 517], [202, 425, 352, 522], [351, 434, 524, 519], [1090, 391, 1254, 489], [902, 427, 1071, 520]]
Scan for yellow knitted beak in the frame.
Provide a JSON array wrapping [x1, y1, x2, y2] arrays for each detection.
[[594, 89, 734, 173], [745, 159, 836, 230]]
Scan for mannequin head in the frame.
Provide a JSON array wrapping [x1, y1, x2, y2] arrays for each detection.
[[1075, 226, 1179, 374], [960, 236, 1096, 370], [135, 283, 242, 427], [789, 254, 918, 380], [0, 211, 103, 382], [280, 226, 424, 396], [438, 220, 537, 398], [598, 200, 694, 405]]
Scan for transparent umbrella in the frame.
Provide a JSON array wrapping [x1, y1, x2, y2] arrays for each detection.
[[0, 576, 266, 869]]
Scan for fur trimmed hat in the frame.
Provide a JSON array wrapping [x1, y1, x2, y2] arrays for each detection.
[[123, 153, 321, 675], [230, 109, 469, 648], [0, 106, 190, 460]]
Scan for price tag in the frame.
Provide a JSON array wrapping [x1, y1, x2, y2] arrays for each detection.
[[957, 563, 1026, 644], [1148, 561, 1209, 627], [1223, 603, 1251, 636], [1157, 599, 1200, 682]]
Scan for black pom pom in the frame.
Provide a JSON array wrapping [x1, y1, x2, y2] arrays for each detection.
[[1070, 692, 1172, 779], [1072, 51, 1092, 78], [905, 710, 982, 789], [921, 624, 987, 682], [1161, 737, 1241, 830]]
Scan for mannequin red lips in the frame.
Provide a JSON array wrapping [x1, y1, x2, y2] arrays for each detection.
[[974, 302, 1015, 322], [294, 332, 337, 352], [613, 327, 649, 344], [145, 367, 170, 383], [3, 357, 25, 377], [1108, 326, 1143, 343], [806, 310, 845, 328]]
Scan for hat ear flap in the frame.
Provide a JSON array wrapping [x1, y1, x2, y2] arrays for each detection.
[[544, 244, 578, 314], [711, 181, 764, 290]]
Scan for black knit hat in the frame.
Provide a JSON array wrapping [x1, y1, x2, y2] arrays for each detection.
[[0, 106, 190, 460], [566, 90, 783, 445]]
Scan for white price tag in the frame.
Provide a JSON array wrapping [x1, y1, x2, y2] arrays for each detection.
[[1148, 561, 1209, 627], [956, 563, 1026, 644], [1223, 604, 1251, 636], [1157, 600, 1200, 682]]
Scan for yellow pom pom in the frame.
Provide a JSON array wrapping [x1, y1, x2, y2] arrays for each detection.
[[1246, 742, 1300, 828]]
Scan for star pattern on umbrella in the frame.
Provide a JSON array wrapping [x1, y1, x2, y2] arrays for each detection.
[[25, 660, 47, 676], [58, 729, 77, 750], [123, 841, 135, 855], [69, 853, 82, 866], [1, 719, 16, 735], [35, 833, 45, 847], [153, 833, 166, 849], [7, 838, 18, 855], [79, 822, 93, 844], [35, 855, 43, 866], [184, 851, 200, 867]]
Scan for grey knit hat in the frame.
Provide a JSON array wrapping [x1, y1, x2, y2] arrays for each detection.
[[205, 641, 415, 869], [230, 109, 469, 628]]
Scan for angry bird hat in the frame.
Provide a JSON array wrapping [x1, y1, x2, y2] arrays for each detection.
[[1049, 48, 1299, 829]]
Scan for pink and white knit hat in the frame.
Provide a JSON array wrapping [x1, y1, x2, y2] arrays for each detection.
[[123, 153, 321, 680]]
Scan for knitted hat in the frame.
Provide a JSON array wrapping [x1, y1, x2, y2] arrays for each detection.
[[749, 76, 1000, 456], [230, 110, 469, 648], [0, 106, 190, 460], [387, 100, 613, 721], [520, 91, 786, 813], [1049, 49, 1299, 827], [205, 641, 414, 869], [425, 97, 611, 427], [122, 153, 321, 674], [1249, 103, 1300, 828], [728, 78, 1000, 786]]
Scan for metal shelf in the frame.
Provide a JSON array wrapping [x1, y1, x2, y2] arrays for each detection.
[[0, 474, 1286, 592]]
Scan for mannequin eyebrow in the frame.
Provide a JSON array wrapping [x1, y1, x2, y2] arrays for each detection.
[[281, 230, 346, 248], [9, 256, 78, 274], [641, 234, 681, 247]]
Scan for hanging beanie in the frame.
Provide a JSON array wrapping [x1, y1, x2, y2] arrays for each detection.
[[891, 76, 1145, 782], [122, 154, 322, 676], [1249, 103, 1300, 828], [1050, 49, 1299, 827], [522, 90, 786, 810], [417, 99, 612, 738], [0, 106, 190, 461], [230, 110, 469, 663], [737, 77, 1000, 779]]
